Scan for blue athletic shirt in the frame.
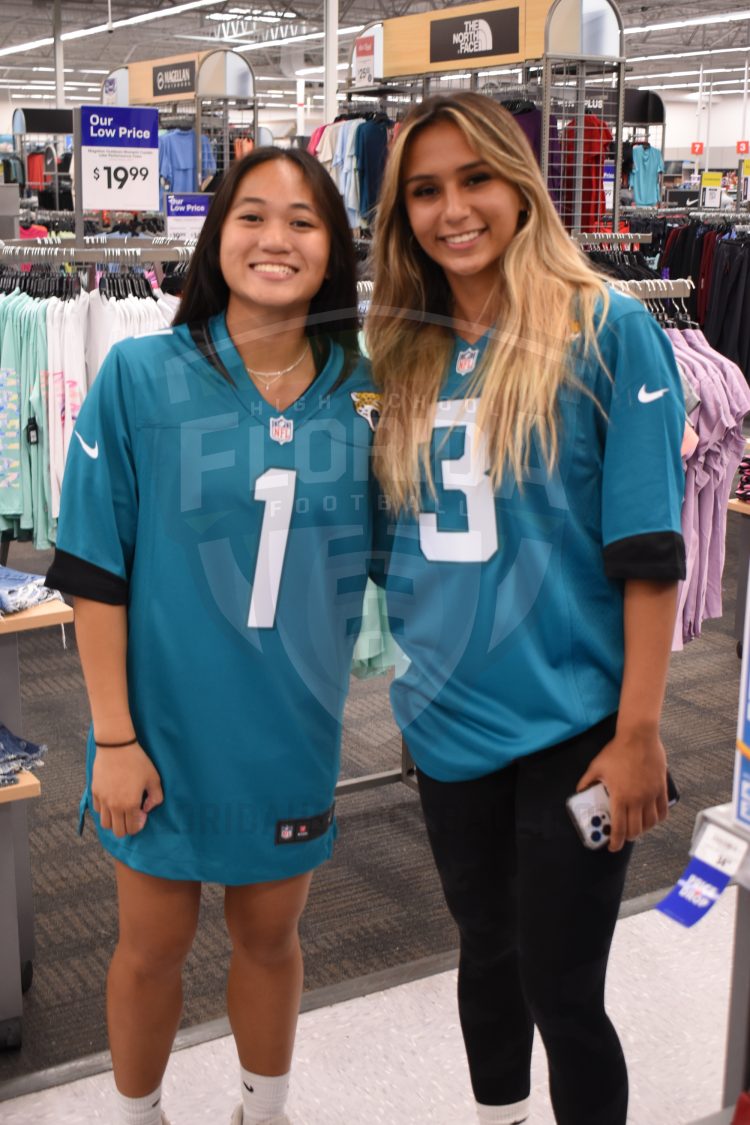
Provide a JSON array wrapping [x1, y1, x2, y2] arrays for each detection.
[[47, 315, 378, 884], [375, 289, 686, 782]]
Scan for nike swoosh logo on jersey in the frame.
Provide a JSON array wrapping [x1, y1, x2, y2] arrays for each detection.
[[74, 432, 99, 459], [637, 385, 670, 404]]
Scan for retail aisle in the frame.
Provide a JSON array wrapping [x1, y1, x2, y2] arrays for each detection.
[[2, 886, 735, 1124]]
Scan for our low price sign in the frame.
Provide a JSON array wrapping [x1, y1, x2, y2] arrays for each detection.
[[166, 194, 211, 238], [80, 105, 159, 211]]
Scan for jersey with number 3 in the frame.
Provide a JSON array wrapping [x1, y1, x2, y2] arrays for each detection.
[[49, 315, 377, 884], [378, 289, 686, 782]]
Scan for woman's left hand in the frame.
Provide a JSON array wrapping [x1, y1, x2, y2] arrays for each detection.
[[575, 728, 670, 852]]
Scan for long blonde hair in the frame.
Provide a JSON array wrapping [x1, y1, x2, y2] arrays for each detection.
[[367, 92, 609, 512]]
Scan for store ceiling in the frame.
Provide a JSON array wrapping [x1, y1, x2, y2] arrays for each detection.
[[1, 0, 750, 108]]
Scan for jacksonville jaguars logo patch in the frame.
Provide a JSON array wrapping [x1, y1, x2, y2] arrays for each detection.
[[350, 391, 382, 433]]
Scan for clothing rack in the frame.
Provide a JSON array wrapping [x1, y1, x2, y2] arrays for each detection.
[[612, 277, 694, 300], [0, 238, 195, 264], [574, 232, 653, 246], [623, 206, 750, 220]]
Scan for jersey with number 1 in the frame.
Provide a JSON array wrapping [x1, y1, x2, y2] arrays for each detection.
[[378, 289, 686, 782], [49, 315, 378, 884]]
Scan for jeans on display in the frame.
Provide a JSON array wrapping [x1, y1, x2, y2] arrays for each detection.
[[0, 723, 47, 776], [416, 713, 632, 1125]]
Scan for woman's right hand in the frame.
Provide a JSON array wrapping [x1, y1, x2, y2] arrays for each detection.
[[91, 743, 164, 838]]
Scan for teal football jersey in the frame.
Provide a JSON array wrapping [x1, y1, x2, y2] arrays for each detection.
[[378, 289, 686, 782], [51, 315, 377, 883]]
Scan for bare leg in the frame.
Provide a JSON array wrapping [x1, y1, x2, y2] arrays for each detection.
[[224, 870, 314, 1075], [108, 860, 202, 1096]]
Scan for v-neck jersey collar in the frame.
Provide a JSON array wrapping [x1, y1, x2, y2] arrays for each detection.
[[206, 311, 344, 425]]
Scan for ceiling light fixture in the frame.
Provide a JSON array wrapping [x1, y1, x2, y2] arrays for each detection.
[[625, 9, 750, 34], [235, 24, 364, 52], [295, 63, 348, 76], [630, 46, 750, 63], [625, 66, 748, 81], [0, 0, 227, 58]]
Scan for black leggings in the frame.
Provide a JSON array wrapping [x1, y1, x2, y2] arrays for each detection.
[[416, 714, 632, 1125]]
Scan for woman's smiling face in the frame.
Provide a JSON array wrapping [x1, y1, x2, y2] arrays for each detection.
[[219, 158, 331, 319], [402, 119, 525, 298]]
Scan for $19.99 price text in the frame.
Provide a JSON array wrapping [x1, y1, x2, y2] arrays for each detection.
[[93, 165, 150, 190]]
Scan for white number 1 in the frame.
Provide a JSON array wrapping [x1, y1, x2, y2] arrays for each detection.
[[418, 399, 499, 563], [248, 468, 297, 628]]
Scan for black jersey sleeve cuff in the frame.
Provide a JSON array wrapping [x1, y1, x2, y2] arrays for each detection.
[[603, 532, 686, 582], [45, 549, 129, 605]]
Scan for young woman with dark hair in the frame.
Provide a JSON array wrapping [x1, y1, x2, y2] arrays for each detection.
[[46, 148, 376, 1125]]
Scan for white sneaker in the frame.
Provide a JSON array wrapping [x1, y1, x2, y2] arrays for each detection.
[[230, 1110, 291, 1125]]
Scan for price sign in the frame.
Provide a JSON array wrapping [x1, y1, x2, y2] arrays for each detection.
[[700, 170, 723, 209], [166, 193, 211, 238], [80, 105, 159, 211], [353, 25, 384, 88]]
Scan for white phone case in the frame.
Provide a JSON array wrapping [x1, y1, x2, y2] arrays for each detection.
[[566, 783, 612, 849]]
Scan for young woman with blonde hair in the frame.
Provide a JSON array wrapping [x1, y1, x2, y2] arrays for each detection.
[[368, 92, 685, 1125]]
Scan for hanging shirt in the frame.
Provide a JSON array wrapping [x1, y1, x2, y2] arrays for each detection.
[[630, 145, 664, 207], [355, 119, 389, 224], [159, 129, 197, 193], [561, 114, 613, 230]]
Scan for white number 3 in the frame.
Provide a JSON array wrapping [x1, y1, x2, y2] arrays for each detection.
[[248, 468, 297, 628], [418, 399, 499, 563]]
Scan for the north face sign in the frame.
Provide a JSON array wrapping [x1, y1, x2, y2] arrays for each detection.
[[430, 8, 520, 63]]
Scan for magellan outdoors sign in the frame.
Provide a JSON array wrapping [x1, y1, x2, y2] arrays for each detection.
[[430, 7, 519, 63], [152, 59, 196, 97]]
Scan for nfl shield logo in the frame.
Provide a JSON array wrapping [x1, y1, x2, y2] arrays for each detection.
[[280, 824, 294, 841], [456, 347, 479, 376], [270, 415, 294, 444]]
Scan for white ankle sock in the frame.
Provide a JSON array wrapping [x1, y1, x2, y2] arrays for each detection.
[[114, 1085, 163, 1125], [240, 1067, 290, 1124], [476, 1095, 529, 1125]]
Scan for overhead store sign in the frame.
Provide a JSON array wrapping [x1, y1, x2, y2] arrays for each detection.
[[128, 52, 203, 104], [381, 0, 526, 77], [738, 140, 750, 156], [691, 141, 704, 156], [430, 8, 519, 63], [153, 59, 196, 97], [79, 106, 159, 212]]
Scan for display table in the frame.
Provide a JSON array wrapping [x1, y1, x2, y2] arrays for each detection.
[[0, 599, 73, 1048]]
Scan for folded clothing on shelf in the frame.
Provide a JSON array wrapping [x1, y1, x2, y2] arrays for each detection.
[[737, 455, 750, 503], [0, 723, 47, 777], [0, 564, 63, 616]]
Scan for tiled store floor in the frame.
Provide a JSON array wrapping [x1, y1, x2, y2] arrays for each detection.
[[1, 887, 736, 1125]]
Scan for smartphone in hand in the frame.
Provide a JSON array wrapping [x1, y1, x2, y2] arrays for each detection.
[[566, 772, 679, 849]]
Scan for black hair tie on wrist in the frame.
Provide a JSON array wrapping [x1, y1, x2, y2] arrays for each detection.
[[95, 737, 138, 748]]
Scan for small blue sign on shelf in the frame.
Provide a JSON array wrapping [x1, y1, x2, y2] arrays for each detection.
[[166, 193, 211, 237]]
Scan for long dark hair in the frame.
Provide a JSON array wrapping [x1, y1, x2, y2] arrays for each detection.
[[173, 147, 359, 362]]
